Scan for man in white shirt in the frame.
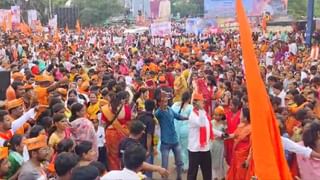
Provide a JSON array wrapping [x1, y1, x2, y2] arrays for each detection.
[[272, 82, 286, 107], [187, 93, 221, 180], [102, 145, 146, 180], [0, 108, 36, 146], [265, 48, 274, 66], [288, 41, 298, 55]]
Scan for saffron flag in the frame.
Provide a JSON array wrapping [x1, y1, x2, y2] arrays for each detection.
[[76, 19, 81, 34], [2, 16, 7, 32], [65, 24, 69, 34], [7, 12, 12, 31], [53, 30, 60, 42], [235, 0, 292, 180], [20, 23, 32, 36]]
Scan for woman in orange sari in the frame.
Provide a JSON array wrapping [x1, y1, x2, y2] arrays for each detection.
[[101, 91, 131, 170], [226, 107, 252, 180]]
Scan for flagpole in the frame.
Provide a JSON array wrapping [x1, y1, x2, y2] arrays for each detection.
[[306, 0, 314, 47]]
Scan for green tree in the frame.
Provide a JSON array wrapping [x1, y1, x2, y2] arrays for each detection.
[[172, 0, 202, 18], [74, 0, 124, 26], [288, 0, 320, 19]]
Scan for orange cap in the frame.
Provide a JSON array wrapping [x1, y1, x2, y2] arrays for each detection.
[[35, 75, 54, 82], [6, 98, 24, 110], [0, 147, 8, 160], [214, 106, 225, 115], [23, 135, 48, 151]]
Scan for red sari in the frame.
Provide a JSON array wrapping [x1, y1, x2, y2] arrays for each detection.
[[227, 123, 251, 180], [224, 109, 241, 165], [102, 104, 131, 170]]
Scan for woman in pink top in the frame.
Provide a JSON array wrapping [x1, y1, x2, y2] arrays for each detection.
[[297, 122, 320, 180]]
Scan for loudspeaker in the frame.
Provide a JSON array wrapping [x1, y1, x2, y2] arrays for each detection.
[[0, 71, 11, 101], [55, 7, 79, 29]]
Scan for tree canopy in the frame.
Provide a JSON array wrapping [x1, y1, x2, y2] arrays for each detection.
[[287, 0, 320, 19], [1, 0, 320, 25], [74, 0, 124, 26]]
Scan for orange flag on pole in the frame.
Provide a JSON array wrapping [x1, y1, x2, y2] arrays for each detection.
[[2, 16, 7, 32], [53, 30, 60, 42], [65, 24, 69, 34], [76, 19, 81, 34], [7, 12, 12, 31], [20, 23, 32, 36], [235, 0, 292, 180]]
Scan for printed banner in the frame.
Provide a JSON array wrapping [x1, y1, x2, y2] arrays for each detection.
[[150, 0, 171, 20], [48, 15, 58, 31], [186, 18, 218, 34], [0, 10, 10, 24], [132, 0, 151, 18], [11, 6, 20, 24], [27, 10, 37, 27], [150, 21, 171, 36], [204, 0, 288, 18]]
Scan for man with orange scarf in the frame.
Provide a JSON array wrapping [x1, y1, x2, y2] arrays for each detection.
[[187, 92, 215, 180]]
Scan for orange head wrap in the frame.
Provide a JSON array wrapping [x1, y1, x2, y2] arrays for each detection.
[[6, 98, 24, 110]]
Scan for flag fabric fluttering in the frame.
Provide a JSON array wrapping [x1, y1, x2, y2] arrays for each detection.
[[76, 19, 81, 34], [7, 12, 12, 31], [235, 0, 293, 180], [65, 24, 69, 34], [53, 30, 60, 42], [2, 16, 7, 32], [20, 23, 32, 36]]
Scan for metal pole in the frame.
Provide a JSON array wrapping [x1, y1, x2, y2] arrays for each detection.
[[306, 0, 314, 47], [49, 0, 52, 19]]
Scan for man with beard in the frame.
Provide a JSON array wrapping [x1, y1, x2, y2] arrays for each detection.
[[7, 98, 30, 135], [18, 134, 49, 180], [0, 107, 35, 146], [306, 90, 320, 119]]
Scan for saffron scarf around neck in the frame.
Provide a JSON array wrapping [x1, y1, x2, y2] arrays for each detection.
[[193, 108, 214, 147]]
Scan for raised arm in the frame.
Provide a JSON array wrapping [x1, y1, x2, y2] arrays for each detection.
[[11, 108, 35, 133]]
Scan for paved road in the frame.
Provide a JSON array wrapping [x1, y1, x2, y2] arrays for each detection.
[[152, 153, 203, 180]]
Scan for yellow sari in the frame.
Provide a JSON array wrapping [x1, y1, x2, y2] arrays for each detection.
[[87, 102, 100, 119]]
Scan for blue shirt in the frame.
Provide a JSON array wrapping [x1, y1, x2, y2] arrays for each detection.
[[155, 107, 182, 144]]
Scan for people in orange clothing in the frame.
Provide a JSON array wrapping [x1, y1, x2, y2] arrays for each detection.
[[101, 91, 131, 170], [306, 90, 320, 119], [34, 75, 68, 105], [6, 72, 25, 101], [6, 98, 30, 136], [142, 58, 160, 75], [6, 81, 26, 101], [226, 107, 252, 180], [0, 147, 10, 179]]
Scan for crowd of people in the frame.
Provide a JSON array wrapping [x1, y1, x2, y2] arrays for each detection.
[[0, 21, 319, 180]]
